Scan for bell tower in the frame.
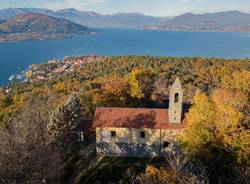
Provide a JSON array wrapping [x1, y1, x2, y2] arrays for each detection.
[[168, 77, 183, 124]]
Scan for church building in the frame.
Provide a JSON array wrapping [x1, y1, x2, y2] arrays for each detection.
[[92, 78, 186, 157]]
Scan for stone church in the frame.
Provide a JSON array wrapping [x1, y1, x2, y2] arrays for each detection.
[[92, 78, 186, 157]]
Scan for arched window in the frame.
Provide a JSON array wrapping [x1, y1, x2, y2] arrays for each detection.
[[174, 93, 179, 103]]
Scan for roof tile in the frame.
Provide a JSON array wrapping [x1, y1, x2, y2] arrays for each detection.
[[92, 107, 185, 130]]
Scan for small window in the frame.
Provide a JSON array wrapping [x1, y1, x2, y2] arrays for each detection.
[[140, 131, 145, 139], [163, 141, 170, 148], [174, 93, 179, 103], [111, 131, 116, 139]]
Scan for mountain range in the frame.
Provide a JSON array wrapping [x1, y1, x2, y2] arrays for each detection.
[[0, 8, 168, 28], [0, 13, 91, 42], [0, 8, 250, 32], [143, 11, 250, 32]]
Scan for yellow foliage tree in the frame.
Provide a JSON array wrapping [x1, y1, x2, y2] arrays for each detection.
[[221, 70, 250, 94], [180, 91, 216, 157], [126, 68, 155, 100], [181, 88, 250, 164], [212, 89, 250, 163], [55, 82, 67, 93], [126, 69, 144, 99], [145, 165, 177, 184]]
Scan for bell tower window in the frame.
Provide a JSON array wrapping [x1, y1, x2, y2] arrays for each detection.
[[174, 93, 179, 103]]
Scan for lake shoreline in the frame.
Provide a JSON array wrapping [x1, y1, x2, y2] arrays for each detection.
[[1, 29, 250, 85]]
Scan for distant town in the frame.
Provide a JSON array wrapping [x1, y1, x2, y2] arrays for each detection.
[[26, 56, 103, 81]]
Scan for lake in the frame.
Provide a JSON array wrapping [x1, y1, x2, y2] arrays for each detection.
[[1, 28, 250, 85]]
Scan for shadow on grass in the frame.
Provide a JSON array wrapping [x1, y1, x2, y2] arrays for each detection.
[[75, 156, 165, 184]]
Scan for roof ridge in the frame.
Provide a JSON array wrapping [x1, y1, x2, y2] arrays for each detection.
[[96, 107, 168, 110]]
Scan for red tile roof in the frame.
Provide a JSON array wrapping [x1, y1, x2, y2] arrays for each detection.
[[92, 107, 186, 130]]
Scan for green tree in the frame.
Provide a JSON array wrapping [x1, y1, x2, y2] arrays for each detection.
[[47, 94, 84, 156]]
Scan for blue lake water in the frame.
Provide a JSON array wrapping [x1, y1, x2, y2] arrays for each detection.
[[1, 28, 250, 85]]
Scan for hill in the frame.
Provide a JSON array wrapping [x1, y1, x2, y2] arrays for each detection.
[[143, 11, 250, 32], [0, 13, 91, 42], [0, 56, 249, 184], [0, 8, 169, 28]]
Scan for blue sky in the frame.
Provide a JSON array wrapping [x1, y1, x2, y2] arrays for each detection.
[[0, 0, 249, 16]]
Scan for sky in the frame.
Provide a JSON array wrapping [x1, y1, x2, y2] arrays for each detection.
[[0, 0, 250, 16]]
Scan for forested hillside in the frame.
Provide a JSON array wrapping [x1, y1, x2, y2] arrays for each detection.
[[0, 56, 249, 184], [0, 13, 91, 42]]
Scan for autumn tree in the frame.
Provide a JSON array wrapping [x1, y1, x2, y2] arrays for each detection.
[[221, 70, 250, 94], [135, 153, 207, 184], [211, 89, 249, 161], [180, 91, 216, 157], [126, 68, 156, 106], [90, 75, 128, 107], [181, 87, 250, 183]]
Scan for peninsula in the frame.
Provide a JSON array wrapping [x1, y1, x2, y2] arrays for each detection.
[[0, 13, 92, 42]]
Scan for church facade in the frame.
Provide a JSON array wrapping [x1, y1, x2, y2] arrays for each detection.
[[92, 78, 186, 157]]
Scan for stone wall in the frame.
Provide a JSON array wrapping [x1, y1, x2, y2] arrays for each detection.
[[96, 127, 181, 157]]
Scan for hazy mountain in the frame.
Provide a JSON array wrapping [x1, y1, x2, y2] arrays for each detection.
[[1, 8, 250, 31], [167, 11, 250, 26], [0, 13, 91, 42], [144, 11, 250, 32], [0, 8, 169, 28], [0, 8, 56, 20]]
